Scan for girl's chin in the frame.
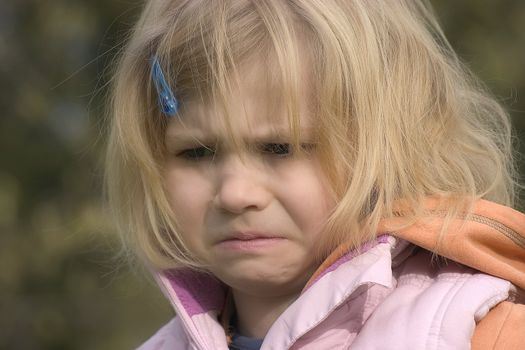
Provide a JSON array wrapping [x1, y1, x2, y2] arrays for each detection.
[[211, 258, 315, 296]]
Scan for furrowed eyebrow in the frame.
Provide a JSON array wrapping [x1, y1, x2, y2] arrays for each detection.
[[165, 127, 315, 146], [165, 133, 217, 148]]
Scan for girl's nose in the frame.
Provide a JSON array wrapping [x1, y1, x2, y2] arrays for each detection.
[[212, 156, 272, 214]]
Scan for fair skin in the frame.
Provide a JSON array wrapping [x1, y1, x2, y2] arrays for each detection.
[[163, 65, 335, 338]]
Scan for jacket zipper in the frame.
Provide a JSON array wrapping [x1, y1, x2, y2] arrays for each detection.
[[431, 210, 525, 249], [469, 213, 525, 249]]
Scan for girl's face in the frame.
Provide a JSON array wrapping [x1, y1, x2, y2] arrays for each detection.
[[163, 66, 335, 298]]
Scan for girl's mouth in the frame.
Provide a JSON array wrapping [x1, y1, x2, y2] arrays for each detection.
[[216, 231, 286, 251], [215, 237, 286, 251]]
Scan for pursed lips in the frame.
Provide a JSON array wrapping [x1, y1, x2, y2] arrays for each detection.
[[211, 231, 289, 252], [219, 230, 284, 242]]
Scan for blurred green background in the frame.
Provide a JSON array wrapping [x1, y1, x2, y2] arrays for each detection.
[[0, 1, 523, 349]]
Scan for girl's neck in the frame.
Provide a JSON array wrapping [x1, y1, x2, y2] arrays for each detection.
[[231, 288, 300, 339]]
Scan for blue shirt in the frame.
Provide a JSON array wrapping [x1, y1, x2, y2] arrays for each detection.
[[229, 333, 263, 350]]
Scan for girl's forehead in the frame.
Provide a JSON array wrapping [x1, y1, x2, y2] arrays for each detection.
[[165, 98, 312, 141], [166, 63, 315, 139]]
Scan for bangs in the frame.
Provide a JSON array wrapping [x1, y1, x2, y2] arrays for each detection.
[[150, 0, 319, 155]]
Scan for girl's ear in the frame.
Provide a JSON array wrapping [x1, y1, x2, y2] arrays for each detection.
[[151, 56, 179, 117]]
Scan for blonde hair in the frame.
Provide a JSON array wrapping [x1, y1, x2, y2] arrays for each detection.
[[105, 0, 518, 270]]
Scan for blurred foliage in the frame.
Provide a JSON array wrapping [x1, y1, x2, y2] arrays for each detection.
[[0, 0, 523, 349]]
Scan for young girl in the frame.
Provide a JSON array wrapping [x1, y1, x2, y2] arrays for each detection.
[[105, 0, 525, 349]]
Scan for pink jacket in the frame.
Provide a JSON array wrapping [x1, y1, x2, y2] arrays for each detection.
[[137, 200, 525, 349]]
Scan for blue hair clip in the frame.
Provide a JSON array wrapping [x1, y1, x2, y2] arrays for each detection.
[[151, 56, 179, 117]]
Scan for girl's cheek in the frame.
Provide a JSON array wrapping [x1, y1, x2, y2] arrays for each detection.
[[164, 170, 213, 250], [165, 166, 212, 211], [166, 167, 210, 197]]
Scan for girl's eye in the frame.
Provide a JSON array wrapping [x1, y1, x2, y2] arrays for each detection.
[[259, 143, 291, 156], [177, 146, 215, 160]]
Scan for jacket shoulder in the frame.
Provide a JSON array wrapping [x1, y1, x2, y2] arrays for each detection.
[[472, 301, 525, 350], [136, 316, 189, 350]]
